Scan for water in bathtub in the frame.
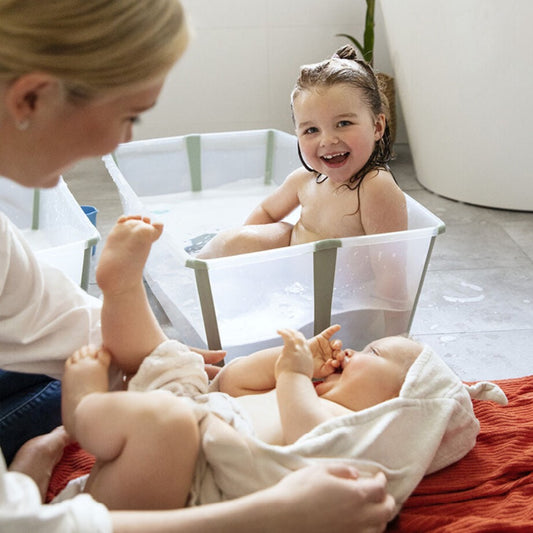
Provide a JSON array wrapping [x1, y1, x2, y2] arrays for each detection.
[[142, 176, 299, 254]]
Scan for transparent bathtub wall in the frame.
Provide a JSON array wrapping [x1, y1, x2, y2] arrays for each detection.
[[104, 129, 444, 359]]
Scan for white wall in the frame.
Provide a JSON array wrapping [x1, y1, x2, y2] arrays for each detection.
[[135, 0, 407, 142]]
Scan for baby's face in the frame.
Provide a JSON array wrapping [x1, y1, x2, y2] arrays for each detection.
[[315, 336, 423, 411]]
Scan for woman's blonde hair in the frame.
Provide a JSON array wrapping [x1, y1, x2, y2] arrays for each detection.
[[0, 0, 189, 100]]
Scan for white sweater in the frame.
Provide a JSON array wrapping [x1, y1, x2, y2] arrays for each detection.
[[0, 212, 103, 378], [0, 211, 110, 532]]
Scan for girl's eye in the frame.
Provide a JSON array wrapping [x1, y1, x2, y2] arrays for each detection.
[[338, 120, 352, 128], [303, 127, 318, 135]]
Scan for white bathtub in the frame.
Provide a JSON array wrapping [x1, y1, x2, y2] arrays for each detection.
[[104, 129, 444, 359], [380, 0, 533, 211]]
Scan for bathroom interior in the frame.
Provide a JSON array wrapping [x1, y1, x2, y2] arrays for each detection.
[[61, 0, 532, 381]]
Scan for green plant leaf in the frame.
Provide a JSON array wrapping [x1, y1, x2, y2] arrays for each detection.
[[335, 0, 375, 65], [335, 33, 365, 58]]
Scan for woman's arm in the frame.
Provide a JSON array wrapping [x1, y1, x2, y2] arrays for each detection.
[[6, 428, 394, 533], [111, 464, 395, 533]]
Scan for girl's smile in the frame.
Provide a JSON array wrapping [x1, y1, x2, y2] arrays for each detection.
[[321, 151, 350, 168]]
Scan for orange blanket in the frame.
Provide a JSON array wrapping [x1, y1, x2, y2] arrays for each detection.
[[46, 376, 533, 532], [46, 442, 95, 503], [389, 376, 533, 532]]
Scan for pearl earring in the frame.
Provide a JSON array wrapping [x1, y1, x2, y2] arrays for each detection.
[[17, 120, 30, 131]]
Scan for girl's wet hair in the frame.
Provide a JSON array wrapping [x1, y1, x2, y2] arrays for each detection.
[[291, 45, 394, 207]]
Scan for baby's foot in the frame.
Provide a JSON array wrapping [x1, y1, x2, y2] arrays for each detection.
[[62, 345, 112, 439], [96, 215, 164, 295]]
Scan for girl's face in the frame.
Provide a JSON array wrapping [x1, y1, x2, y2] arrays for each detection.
[[315, 336, 422, 411], [293, 84, 385, 185], [1, 75, 166, 189]]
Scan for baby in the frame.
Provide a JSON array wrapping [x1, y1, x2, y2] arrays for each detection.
[[61, 217, 507, 515], [214, 325, 421, 446], [196, 45, 406, 259]]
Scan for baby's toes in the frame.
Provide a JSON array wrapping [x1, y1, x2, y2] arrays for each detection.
[[95, 347, 112, 367]]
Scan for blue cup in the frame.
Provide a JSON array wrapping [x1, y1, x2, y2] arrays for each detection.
[[81, 205, 98, 255]]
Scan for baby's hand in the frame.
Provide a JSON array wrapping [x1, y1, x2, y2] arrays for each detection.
[[308, 324, 344, 378], [275, 328, 313, 379]]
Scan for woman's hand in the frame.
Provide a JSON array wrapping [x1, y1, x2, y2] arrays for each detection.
[[269, 464, 396, 533], [189, 346, 226, 379]]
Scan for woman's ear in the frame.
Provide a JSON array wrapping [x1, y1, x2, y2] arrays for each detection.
[[374, 113, 386, 141], [4, 73, 61, 128]]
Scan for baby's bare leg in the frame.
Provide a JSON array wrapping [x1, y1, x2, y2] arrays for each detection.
[[96, 215, 163, 295], [62, 345, 112, 440], [83, 392, 200, 510], [197, 221, 293, 259], [96, 216, 167, 373], [63, 345, 199, 510]]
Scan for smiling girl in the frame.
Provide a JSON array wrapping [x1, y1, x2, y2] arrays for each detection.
[[197, 44, 407, 258]]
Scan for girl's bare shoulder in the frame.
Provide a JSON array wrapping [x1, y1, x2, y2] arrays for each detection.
[[360, 168, 404, 200], [360, 167, 398, 188], [284, 165, 317, 185], [359, 168, 407, 234]]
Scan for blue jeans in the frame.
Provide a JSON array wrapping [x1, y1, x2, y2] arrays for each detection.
[[0, 369, 62, 465]]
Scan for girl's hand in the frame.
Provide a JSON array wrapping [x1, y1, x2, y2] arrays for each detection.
[[275, 328, 314, 379]]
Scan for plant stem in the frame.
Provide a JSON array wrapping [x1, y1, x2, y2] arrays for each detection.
[[363, 0, 375, 65]]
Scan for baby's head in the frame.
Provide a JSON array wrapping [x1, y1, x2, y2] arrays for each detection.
[[315, 335, 423, 411], [316, 334, 508, 476]]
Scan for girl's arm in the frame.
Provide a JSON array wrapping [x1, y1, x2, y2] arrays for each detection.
[[359, 169, 407, 235], [245, 167, 308, 225], [275, 329, 335, 444], [359, 170, 409, 334]]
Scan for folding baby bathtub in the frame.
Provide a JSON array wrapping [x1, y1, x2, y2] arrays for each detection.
[[0, 177, 100, 290], [104, 129, 445, 360]]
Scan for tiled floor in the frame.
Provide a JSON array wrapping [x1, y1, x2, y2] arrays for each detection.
[[63, 144, 533, 381]]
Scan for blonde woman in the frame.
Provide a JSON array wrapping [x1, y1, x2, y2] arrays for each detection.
[[0, 1, 394, 532]]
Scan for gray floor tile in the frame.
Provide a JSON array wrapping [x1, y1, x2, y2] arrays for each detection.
[[429, 222, 532, 270], [63, 157, 122, 240], [407, 189, 497, 226], [412, 267, 533, 334], [414, 330, 533, 380], [502, 221, 533, 260]]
